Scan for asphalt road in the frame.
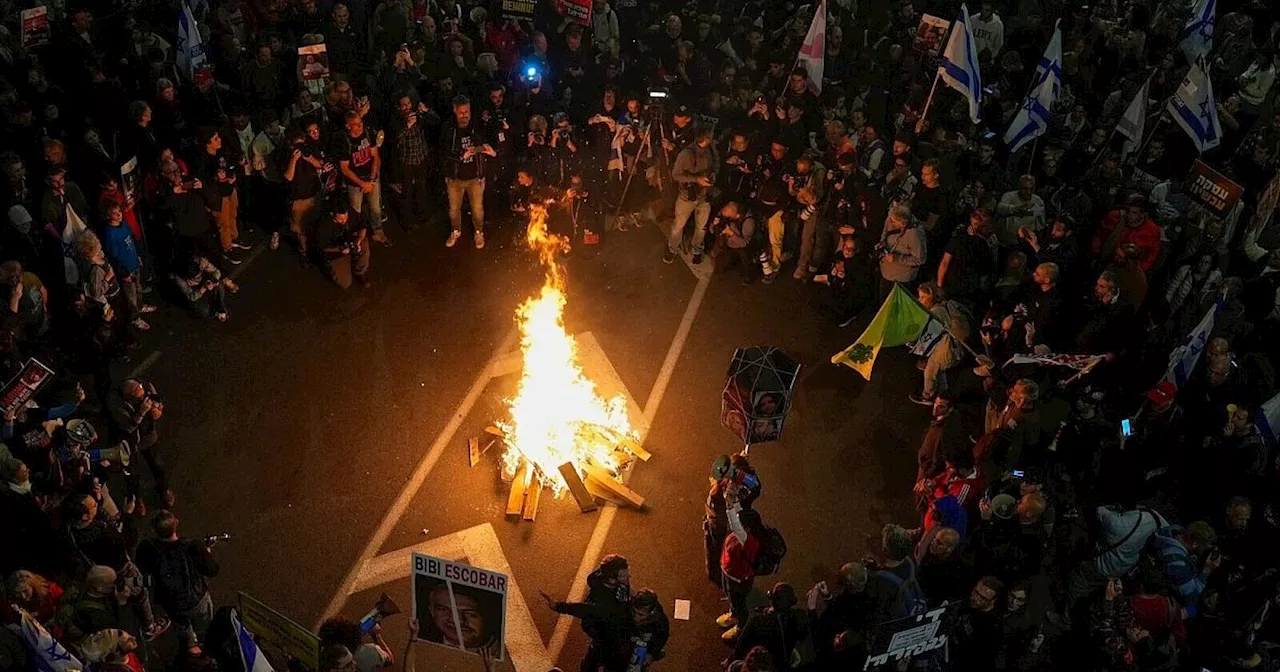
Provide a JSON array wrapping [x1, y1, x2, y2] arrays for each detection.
[[126, 214, 933, 671]]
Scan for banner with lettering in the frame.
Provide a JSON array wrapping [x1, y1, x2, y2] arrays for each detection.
[[1187, 159, 1244, 216], [555, 0, 592, 26], [411, 553, 507, 661], [500, 0, 536, 21]]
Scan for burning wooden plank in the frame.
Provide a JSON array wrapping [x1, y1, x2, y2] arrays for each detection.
[[468, 437, 499, 468], [484, 426, 505, 438], [505, 460, 529, 516], [558, 462, 598, 513], [582, 463, 645, 509], [522, 481, 542, 521], [584, 480, 628, 507]]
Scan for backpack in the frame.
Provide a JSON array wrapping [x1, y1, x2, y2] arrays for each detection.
[[753, 527, 788, 576], [152, 542, 203, 612], [878, 559, 929, 619]]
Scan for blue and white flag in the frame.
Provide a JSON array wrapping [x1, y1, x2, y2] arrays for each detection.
[[1180, 0, 1215, 64], [17, 607, 83, 672], [1161, 302, 1218, 391], [176, 1, 207, 81], [1256, 392, 1280, 448], [1004, 24, 1062, 152], [939, 4, 983, 123], [1116, 75, 1152, 159], [1167, 58, 1222, 153], [908, 316, 947, 357], [232, 609, 277, 672]]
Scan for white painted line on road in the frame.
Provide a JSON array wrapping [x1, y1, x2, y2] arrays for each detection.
[[128, 351, 162, 378], [546, 272, 712, 662], [346, 523, 552, 671], [318, 329, 518, 628], [228, 244, 268, 280]]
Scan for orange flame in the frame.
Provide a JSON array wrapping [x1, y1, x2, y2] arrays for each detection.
[[496, 205, 639, 495]]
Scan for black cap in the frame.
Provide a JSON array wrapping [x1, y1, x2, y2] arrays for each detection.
[[674, 104, 693, 118]]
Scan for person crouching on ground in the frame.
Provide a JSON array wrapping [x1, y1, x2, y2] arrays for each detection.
[[316, 200, 372, 289]]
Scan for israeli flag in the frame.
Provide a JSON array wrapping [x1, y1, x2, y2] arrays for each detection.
[[939, 4, 983, 124], [232, 609, 277, 672], [17, 607, 83, 672], [1167, 58, 1222, 153], [1180, 0, 1215, 64], [1004, 24, 1062, 153], [1257, 392, 1280, 448], [909, 317, 947, 358], [1161, 302, 1218, 391], [176, 1, 207, 81]]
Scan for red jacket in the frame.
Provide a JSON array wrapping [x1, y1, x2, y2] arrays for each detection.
[[1090, 210, 1162, 271], [933, 466, 985, 521], [721, 532, 760, 582]]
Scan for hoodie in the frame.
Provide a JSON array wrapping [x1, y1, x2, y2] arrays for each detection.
[[552, 568, 631, 668]]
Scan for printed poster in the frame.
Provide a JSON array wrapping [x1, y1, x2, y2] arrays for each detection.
[[21, 6, 51, 47], [412, 553, 507, 661]]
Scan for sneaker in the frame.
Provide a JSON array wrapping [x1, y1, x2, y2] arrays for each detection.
[[446, 230, 462, 247], [222, 251, 242, 265], [143, 617, 172, 641], [614, 216, 631, 232], [214, 312, 229, 322], [139, 304, 158, 314], [629, 212, 644, 228], [908, 393, 935, 406], [662, 249, 677, 264], [692, 252, 703, 264], [373, 230, 393, 246], [270, 232, 280, 250], [793, 267, 808, 280], [916, 360, 928, 371], [716, 613, 737, 628], [761, 272, 776, 284], [720, 625, 740, 642], [131, 318, 151, 331], [232, 240, 253, 250], [474, 231, 485, 249]]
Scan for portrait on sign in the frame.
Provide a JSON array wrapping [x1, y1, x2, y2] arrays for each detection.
[[411, 553, 507, 661]]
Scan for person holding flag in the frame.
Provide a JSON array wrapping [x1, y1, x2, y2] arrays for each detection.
[[919, 3, 983, 130], [1003, 23, 1062, 156], [1168, 56, 1223, 153]]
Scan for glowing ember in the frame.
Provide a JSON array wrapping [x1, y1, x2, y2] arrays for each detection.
[[496, 205, 639, 495]]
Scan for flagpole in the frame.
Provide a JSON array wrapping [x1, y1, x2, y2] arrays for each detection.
[[902, 283, 983, 360], [916, 68, 944, 134], [1132, 112, 1168, 162], [1026, 136, 1039, 174]]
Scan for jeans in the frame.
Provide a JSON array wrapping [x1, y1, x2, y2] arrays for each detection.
[[723, 573, 754, 626], [922, 349, 950, 398], [446, 177, 486, 232], [347, 179, 384, 232], [763, 209, 786, 271], [326, 245, 371, 288], [173, 591, 215, 648], [669, 197, 710, 254], [398, 162, 431, 228]]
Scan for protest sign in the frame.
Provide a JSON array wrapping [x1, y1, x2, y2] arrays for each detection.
[[555, 0, 592, 26], [237, 592, 320, 670], [1, 359, 55, 416], [21, 6, 51, 47], [120, 157, 141, 203], [721, 347, 801, 445], [501, 0, 536, 21], [298, 43, 330, 82], [863, 603, 958, 670], [913, 14, 950, 55], [1187, 159, 1244, 216], [412, 553, 507, 661]]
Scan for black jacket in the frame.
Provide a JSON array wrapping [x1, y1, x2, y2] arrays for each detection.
[[552, 568, 631, 668], [136, 538, 220, 613]]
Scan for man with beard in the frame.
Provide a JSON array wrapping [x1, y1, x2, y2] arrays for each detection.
[[440, 95, 496, 249], [950, 576, 1005, 670], [1021, 214, 1079, 277], [479, 83, 515, 218], [421, 582, 500, 656], [388, 93, 434, 233], [540, 555, 632, 671], [663, 126, 717, 265], [719, 133, 757, 204], [1074, 270, 1136, 353]]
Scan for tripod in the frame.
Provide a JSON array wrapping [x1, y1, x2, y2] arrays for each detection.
[[613, 119, 666, 218]]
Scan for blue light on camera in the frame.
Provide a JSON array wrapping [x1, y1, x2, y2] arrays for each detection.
[[525, 66, 538, 79]]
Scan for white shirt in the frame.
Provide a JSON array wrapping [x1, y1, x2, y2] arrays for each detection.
[[970, 13, 1004, 58]]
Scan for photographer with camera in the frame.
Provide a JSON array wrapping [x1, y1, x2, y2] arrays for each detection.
[[388, 93, 438, 233], [875, 203, 927, 299], [282, 122, 328, 267], [549, 113, 580, 187], [107, 378, 173, 510], [662, 126, 717, 265], [136, 510, 220, 655], [316, 200, 372, 289]]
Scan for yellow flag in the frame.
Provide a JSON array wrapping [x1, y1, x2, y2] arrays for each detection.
[[831, 284, 932, 380]]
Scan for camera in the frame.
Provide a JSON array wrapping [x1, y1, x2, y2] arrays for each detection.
[[203, 532, 232, 546], [523, 65, 540, 82]]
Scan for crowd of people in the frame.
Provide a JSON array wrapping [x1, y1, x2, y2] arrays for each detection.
[[3, 0, 1280, 670]]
